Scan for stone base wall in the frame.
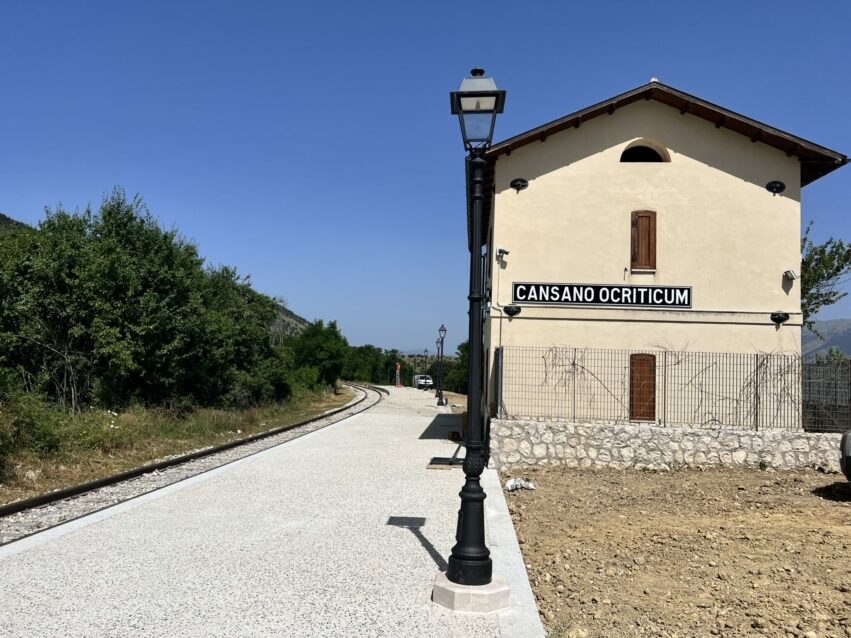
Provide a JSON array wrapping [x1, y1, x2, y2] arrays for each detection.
[[489, 419, 843, 473]]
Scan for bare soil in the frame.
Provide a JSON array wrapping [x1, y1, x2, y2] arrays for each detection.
[[505, 466, 851, 638]]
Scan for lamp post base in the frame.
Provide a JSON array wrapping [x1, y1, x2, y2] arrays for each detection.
[[432, 571, 510, 613]]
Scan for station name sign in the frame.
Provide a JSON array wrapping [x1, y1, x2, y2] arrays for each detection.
[[512, 282, 692, 309]]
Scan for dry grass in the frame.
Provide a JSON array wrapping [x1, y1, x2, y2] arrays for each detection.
[[0, 387, 352, 506]]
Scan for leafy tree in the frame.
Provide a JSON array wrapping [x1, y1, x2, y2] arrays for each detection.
[[0, 208, 94, 409], [0, 188, 294, 410], [812, 347, 848, 364], [289, 320, 349, 387], [343, 344, 385, 382], [443, 341, 469, 394], [801, 222, 851, 334]]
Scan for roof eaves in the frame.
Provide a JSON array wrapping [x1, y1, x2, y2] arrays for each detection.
[[467, 81, 848, 248], [486, 81, 847, 186]]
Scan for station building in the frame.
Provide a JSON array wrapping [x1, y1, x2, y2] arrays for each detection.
[[477, 81, 847, 427]]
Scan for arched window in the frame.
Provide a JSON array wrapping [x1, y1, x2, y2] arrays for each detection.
[[620, 145, 665, 162], [620, 140, 670, 162]]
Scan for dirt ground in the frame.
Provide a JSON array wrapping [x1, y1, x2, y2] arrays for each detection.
[[505, 466, 851, 638]]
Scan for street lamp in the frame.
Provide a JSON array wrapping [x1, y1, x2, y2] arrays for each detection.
[[436, 324, 447, 407], [423, 348, 429, 381], [450, 68, 506, 152], [445, 68, 505, 587]]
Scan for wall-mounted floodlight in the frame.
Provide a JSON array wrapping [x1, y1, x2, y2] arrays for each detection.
[[770, 312, 790, 325], [766, 180, 786, 195], [784, 270, 798, 281], [510, 178, 528, 192], [504, 305, 522, 317]]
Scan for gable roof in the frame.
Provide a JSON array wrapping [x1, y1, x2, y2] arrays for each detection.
[[468, 81, 848, 247]]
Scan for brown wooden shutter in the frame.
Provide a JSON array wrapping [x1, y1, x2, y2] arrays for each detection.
[[631, 210, 656, 270], [629, 353, 656, 421]]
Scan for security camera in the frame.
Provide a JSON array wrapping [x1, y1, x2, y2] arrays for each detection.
[[784, 270, 798, 281], [497, 247, 510, 257]]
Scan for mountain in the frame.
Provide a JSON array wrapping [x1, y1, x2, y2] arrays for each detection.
[[802, 319, 851, 358], [0, 212, 27, 233], [269, 305, 310, 344]]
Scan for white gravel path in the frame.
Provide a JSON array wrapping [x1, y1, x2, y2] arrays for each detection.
[[0, 386, 543, 638]]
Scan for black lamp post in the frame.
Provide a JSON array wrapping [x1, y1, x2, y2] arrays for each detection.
[[446, 68, 505, 586], [436, 324, 447, 406]]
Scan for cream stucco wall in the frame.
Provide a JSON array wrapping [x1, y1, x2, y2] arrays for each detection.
[[484, 99, 803, 413]]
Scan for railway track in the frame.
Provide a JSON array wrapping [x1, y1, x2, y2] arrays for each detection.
[[0, 383, 388, 547]]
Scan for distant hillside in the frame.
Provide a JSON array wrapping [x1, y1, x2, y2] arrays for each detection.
[[269, 305, 310, 344], [802, 319, 851, 358], [0, 212, 27, 233]]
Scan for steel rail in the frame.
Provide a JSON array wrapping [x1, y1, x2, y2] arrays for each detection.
[[0, 383, 385, 519]]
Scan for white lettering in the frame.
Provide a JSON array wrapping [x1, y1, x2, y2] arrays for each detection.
[[516, 283, 690, 308]]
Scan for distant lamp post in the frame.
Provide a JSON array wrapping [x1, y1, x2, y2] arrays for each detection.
[[444, 68, 505, 588], [436, 324, 447, 406], [423, 348, 429, 381]]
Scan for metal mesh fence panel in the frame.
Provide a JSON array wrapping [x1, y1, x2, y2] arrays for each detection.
[[802, 359, 851, 433], [499, 346, 844, 431]]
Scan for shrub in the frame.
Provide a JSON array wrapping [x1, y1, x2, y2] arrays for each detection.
[[290, 366, 321, 392], [0, 390, 63, 454]]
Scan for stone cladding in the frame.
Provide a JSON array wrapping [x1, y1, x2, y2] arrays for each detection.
[[489, 419, 842, 473]]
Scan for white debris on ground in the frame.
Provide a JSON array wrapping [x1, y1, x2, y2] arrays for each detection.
[[505, 477, 536, 492]]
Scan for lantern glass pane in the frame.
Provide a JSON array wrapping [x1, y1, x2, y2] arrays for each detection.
[[459, 95, 497, 112], [461, 112, 494, 143]]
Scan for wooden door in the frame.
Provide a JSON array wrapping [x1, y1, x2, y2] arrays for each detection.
[[630, 354, 656, 421]]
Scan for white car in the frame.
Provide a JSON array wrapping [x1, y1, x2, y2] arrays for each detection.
[[413, 375, 434, 389]]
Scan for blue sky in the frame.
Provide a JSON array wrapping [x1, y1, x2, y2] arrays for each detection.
[[1, 1, 849, 353]]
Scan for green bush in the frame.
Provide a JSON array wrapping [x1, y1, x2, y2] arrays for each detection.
[[290, 366, 321, 392], [0, 391, 63, 454]]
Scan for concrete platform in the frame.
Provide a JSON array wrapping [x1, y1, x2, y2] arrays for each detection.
[[0, 387, 544, 638]]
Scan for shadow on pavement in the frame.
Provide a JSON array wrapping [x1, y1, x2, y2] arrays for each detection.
[[420, 414, 462, 440], [386, 516, 448, 571]]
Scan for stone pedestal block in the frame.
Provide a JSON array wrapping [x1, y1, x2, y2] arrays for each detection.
[[432, 571, 510, 613]]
